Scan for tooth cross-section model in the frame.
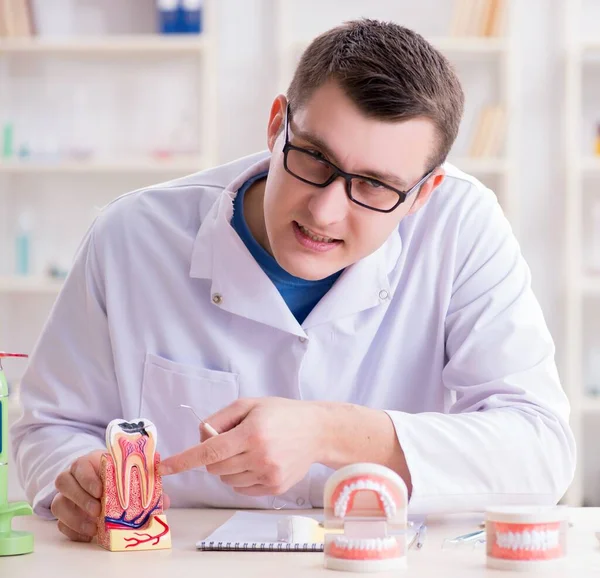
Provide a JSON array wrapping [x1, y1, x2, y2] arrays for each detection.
[[97, 418, 171, 551], [323, 463, 408, 572]]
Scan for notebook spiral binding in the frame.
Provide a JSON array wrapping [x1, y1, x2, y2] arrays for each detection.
[[197, 541, 324, 552]]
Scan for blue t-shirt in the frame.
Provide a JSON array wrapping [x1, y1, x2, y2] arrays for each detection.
[[231, 171, 342, 324]]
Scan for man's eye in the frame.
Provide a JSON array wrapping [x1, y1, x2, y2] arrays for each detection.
[[365, 179, 384, 188], [308, 149, 326, 160]]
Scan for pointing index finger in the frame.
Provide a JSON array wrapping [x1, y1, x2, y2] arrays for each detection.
[[158, 431, 241, 476]]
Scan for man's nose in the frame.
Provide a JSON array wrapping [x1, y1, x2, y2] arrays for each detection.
[[307, 176, 350, 227]]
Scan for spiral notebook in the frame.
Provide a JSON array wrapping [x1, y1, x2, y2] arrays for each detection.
[[196, 511, 324, 552], [196, 511, 420, 552]]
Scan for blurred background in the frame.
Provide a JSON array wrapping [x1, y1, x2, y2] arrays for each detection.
[[1, 0, 599, 507]]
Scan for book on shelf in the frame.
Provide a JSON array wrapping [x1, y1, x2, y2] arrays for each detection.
[[450, 0, 506, 37], [469, 104, 506, 158], [0, 0, 35, 38]]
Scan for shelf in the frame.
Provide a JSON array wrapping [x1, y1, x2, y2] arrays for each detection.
[[581, 275, 600, 294], [449, 157, 509, 174], [0, 35, 206, 55], [577, 397, 600, 414], [581, 157, 600, 172], [0, 276, 63, 294], [582, 42, 600, 56], [0, 156, 207, 175]]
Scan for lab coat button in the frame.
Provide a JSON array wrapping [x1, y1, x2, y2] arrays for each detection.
[[212, 293, 223, 305], [379, 290, 389, 300], [296, 498, 305, 506], [298, 336, 307, 343]]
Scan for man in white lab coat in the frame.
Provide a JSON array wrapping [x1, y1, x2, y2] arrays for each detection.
[[12, 19, 575, 542]]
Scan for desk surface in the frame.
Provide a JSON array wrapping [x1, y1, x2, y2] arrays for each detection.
[[5, 508, 600, 577]]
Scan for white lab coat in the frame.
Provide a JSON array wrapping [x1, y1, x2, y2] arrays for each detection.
[[12, 152, 575, 519]]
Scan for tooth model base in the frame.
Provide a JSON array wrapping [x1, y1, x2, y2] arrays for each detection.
[[97, 453, 171, 552], [325, 556, 406, 573]]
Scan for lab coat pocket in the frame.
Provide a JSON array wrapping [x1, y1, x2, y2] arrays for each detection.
[[140, 352, 239, 457]]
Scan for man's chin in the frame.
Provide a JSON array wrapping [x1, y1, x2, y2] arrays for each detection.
[[278, 256, 340, 282]]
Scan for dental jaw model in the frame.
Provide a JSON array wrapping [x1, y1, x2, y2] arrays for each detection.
[[97, 418, 171, 551], [323, 463, 408, 572], [485, 506, 568, 570]]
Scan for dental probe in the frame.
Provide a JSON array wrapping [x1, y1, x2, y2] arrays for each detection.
[[179, 404, 220, 437]]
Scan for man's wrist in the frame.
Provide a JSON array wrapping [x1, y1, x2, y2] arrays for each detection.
[[311, 401, 368, 467], [310, 401, 412, 496]]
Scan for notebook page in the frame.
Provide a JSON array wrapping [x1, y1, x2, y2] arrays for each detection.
[[196, 511, 323, 547], [196, 511, 420, 550]]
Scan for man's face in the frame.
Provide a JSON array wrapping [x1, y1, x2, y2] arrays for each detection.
[[257, 82, 444, 281]]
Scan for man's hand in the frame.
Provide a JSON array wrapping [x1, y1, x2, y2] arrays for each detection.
[[51, 450, 105, 542], [158, 398, 327, 496], [52, 449, 171, 542]]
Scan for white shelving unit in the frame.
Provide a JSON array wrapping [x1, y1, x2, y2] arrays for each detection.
[[0, 1, 218, 379], [274, 0, 519, 233], [564, 0, 600, 507]]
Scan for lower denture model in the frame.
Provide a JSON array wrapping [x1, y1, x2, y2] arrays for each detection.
[[323, 463, 408, 572], [96, 418, 172, 551]]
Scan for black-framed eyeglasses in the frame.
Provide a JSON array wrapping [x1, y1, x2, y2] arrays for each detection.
[[282, 104, 435, 214]]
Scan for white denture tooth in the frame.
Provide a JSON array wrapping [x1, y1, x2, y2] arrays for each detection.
[[498, 533, 505, 549], [356, 480, 366, 490]]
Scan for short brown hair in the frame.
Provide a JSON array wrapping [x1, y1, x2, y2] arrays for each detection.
[[287, 19, 464, 170]]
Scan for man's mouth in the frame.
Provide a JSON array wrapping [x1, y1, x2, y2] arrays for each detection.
[[295, 222, 342, 244]]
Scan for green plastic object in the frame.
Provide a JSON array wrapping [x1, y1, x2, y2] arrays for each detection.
[[0, 353, 34, 556]]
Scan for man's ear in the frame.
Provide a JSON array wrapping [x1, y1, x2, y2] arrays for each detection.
[[267, 95, 288, 152], [407, 168, 445, 216]]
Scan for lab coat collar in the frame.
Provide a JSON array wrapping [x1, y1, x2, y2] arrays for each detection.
[[190, 155, 402, 334]]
